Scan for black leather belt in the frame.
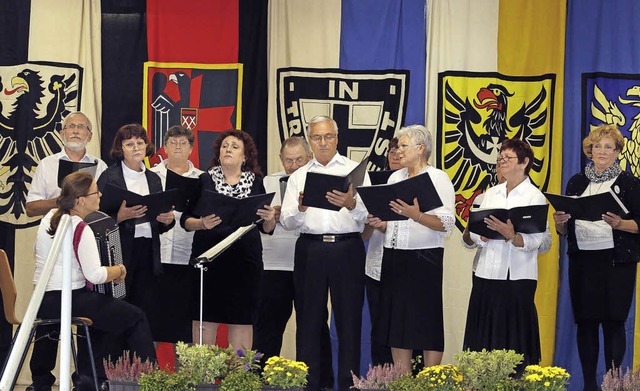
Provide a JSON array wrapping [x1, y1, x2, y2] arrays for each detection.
[[300, 233, 360, 243]]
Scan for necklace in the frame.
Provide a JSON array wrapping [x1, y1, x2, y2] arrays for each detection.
[[588, 181, 605, 196]]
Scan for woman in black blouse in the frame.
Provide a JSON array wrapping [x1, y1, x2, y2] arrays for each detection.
[[553, 124, 640, 391], [181, 129, 275, 350]]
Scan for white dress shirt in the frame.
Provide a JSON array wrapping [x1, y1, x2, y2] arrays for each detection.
[[280, 153, 370, 234], [574, 178, 616, 250], [26, 150, 108, 202], [471, 177, 548, 281], [261, 171, 299, 271], [122, 162, 152, 239], [150, 160, 203, 265], [33, 210, 108, 291], [383, 166, 456, 250]]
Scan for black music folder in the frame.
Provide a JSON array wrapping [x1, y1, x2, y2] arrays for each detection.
[[468, 204, 549, 239], [100, 183, 179, 224], [368, 170, 397, 185], [193, 190, 275, 228], [302, 157, 369, 211], [544, 191, 629, 221], [357, 172, 443, 221], [165, 169, 200, 212], [279, 175, 290, 203], [57, 159, 98, 187]]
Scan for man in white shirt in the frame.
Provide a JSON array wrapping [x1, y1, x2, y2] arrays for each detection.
[[280, 116, 370, 391], [25, 111, 108, 391], [253, 136, 313, 363]]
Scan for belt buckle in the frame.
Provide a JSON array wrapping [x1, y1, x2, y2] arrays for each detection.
[[323, 235, 336, 243]]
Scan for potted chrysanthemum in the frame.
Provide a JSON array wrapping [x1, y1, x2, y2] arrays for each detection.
[[416, 364, 463, 391], [522, 365, 570, 391], [261, 356, 309, 390]]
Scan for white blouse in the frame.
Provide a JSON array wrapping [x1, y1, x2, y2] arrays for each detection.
[[383, 166, 456, 250]]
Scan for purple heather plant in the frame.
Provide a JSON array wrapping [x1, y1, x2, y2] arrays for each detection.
[[602, 366, 640, 391], [351, 363, 408, 389], [104, 351, 157, 382]]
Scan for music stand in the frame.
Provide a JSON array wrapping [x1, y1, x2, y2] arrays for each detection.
[[190, 222, 260, 345]]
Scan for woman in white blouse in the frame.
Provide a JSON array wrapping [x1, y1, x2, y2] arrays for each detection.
[[369, 125, 455, 370], [150, 125, 203, 345], [463, 138, 549, 371]]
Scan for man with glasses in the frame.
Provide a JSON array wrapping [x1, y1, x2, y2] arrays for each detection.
[[253, 136, 316, 364], [25, 111, 108, 391], [281, 116, 370, 391]]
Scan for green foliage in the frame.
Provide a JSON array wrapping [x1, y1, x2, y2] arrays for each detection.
[[175, 342, 230, 384], [454, 349, 524, 391], [219, 369, 262, 391], [389, 373, 426, 391], [138, 369, 194, 391]]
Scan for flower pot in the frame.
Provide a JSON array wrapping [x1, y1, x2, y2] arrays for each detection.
[[108, 380, 140, 391], [357, 389, 389, 391], [195, 384, 220, 390], [261, 387, 304, 391]]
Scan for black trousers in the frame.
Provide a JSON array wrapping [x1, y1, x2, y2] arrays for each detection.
[[294, 235, 365, 391], [365, 276, 393, 366], [253, 270, 294, 361], [30, 289, 156, 388]]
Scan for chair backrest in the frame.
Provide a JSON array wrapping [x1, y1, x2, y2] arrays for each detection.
[[0, 249, 20, 325]]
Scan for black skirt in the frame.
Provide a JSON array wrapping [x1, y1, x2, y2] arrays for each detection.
[[569, 248, 637, 322], [153, 264, 192, 343], [375, 247, 444, 351], [463, 274, 541, 366]]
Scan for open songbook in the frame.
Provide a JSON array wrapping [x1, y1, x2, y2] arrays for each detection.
[[165, 169, 200, 212], [544, 190, 629, 221], [190, 223, 257, 265], [357, 172, 443, 221], [193, 190, 275, 228], [57, 159, 99, 187], [368, 169, 397, 185], [468, 204, 549, 239], [100, 183, 179, 224], [302, 157, 369, 211]]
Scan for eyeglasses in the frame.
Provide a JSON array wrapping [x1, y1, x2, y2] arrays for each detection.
[[592, 144, 617, 154], [167, 140, 190, 147], [64, 123, 90, 131], [497, 155, 518, 164], [309, 133, 337, 143], [78, 191, 100, 198], [397, 143, 420, 151], [283, 157, 307, 166], [122, 140, 147, 150]]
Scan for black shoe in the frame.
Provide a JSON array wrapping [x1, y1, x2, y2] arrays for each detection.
[[26, 385, 52, 391]]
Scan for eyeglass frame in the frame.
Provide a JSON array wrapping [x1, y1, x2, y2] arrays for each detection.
[[78, 190, 100, 198], [496, 155, 519, 164], [166, 139, 191, 147], [308, 133, 338, 143], [63, 123, 91, 132], [122, 140, 148, 150], [396, 143, 421, 151]]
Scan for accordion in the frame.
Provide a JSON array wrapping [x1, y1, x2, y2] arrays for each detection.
[[84, 211, 127, 299]]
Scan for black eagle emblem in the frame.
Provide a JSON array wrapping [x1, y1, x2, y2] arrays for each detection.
[[443, 81, 548, 222], [0, 67, 79, 224]]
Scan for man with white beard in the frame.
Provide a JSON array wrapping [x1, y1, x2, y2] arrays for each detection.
[[26, 111, 108, 217], [25, 111, 108, 391]]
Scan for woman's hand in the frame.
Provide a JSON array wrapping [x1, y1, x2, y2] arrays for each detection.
[[390, 197, 421, 221], [156, 209, 175, 225], [257, 205, 277, 233], [113, 265, 127, 284], [483, 215, 515, 240], [553, 211, 571, 235], [116, 200, 147, 223], [368, 214, 387, 232], [200, 213, 222, 230]]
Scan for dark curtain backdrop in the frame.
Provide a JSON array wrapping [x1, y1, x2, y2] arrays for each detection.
[[0, 0, 30, 369], [101, 0, 148, 166], [238, 0, 269, 174]]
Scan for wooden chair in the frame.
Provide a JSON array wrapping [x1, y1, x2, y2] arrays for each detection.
[[0, 248, 100, 390]]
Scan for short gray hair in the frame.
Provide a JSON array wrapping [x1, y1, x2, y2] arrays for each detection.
[[306, 115, 338, 134], [62, 111, 92, 132], [280, 136, 311, 155], [396, 124, 432, 159]]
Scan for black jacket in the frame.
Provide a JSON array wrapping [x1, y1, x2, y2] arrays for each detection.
[[97, 161, 174, 275], [564, 171, 640, 264]]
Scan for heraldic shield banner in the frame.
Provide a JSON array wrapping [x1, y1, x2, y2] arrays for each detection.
[[436, 71, 555, 230], [276, 68, 409, 171], [142, 62, 243, 170], [583, 72, 640, 176], [0, 61, 83, 227]]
